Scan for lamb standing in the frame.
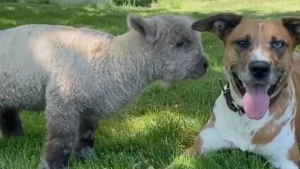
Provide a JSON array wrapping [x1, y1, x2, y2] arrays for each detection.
[[0, 14, 208, 169]]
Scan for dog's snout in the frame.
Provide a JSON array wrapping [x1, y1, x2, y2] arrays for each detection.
[[249, 61, 271, 79]]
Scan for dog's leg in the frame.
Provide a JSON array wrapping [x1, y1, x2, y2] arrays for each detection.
[[267, 141, 299, 169], [74, 116, 99, 160], [166, 114, 234, 169], [183, 114, 234, 157], [258, 129, 299, 169]]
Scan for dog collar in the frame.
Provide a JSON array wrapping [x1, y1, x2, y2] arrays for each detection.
[[219, 79, 245, 115], [218, 78, 285, 116]]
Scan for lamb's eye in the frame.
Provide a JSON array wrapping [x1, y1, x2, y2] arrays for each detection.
[[175, 41, 184, 48]]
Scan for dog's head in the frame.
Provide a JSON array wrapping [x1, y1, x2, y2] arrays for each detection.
[[192, 13, 300, 120]]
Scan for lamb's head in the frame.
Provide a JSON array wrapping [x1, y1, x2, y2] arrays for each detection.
[[127, 14, 208, 84]]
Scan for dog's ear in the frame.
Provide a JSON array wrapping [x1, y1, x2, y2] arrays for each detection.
[[282, 17, 300, 47], [191, 13, 243, 42]]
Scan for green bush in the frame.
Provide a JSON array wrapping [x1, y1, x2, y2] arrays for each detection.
[[0, 0, 18, 2], [154, 0, 182, 9], [112, 0, 153, 7], [0, 0, 109, 6]]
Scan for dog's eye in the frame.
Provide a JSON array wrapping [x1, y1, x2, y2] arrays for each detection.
[[271, 40, 285, 49], [235, 39, 251, 49], [175, 41, 184, 48]]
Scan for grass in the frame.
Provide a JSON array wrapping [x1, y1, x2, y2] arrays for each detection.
[[0, 0, 300, 168]]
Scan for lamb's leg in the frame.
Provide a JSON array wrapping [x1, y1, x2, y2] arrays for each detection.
[[0, 108, 23, 137], [74, 116, 98, 160], [38, 104, 79, 169]]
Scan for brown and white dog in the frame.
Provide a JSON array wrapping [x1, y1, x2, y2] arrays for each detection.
[[168, 13, 300, 169]]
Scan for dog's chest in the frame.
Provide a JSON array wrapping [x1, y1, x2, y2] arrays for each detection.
[[212, 95, 286, 152]]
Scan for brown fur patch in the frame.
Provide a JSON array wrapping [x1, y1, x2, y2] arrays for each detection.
[[290, 100, 297, 133], [269, 86, 291, 119], [290, 118, 295, 131], [204, 114, 216, 129], [288, 140, 299, 164], [291, 54, 300, 140], [184, 136, 203, 156], [251, 120, 284, 144]]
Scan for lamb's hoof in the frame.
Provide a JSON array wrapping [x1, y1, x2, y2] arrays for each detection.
[[11, 130, 24, 137], [37, 160, 50, 169], [74, 147, 97, 160], [4, 129, 24, 138]]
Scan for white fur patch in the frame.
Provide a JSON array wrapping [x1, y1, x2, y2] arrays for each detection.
[[251, 23, 270, 62], [252, 49, 269, 62]]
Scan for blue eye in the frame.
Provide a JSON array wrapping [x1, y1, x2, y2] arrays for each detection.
[[271, 40, 285, 49]]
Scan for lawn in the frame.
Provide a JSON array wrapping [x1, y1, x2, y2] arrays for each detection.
[[0, 0, 300, 169]]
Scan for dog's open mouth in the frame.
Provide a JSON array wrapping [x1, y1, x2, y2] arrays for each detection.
[[232, 73, 280, 120]]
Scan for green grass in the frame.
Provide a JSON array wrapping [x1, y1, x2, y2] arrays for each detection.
[[0, 0, 300, 168]]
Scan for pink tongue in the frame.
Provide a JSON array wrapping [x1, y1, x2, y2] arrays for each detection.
[[242, 84, 270, 120]]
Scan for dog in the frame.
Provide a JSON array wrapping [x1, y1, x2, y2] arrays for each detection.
[[168, 13, 300, 169]]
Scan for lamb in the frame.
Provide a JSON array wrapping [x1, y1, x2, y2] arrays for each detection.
[[0, 14, 208, 169]]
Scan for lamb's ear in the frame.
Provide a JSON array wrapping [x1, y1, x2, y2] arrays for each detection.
[[191, 13, 243, 42], [282, 17, 300, 47], [127, 15, 155, 41]]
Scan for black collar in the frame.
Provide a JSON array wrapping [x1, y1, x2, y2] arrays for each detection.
[[219, 79, 244, 115], [218, 78, 285, 116]]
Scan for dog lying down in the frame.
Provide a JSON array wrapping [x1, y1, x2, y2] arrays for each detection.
[[167, 13, 300, 169]]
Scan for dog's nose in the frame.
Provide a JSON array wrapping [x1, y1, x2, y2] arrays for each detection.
[[249, 61, 271, 79]]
